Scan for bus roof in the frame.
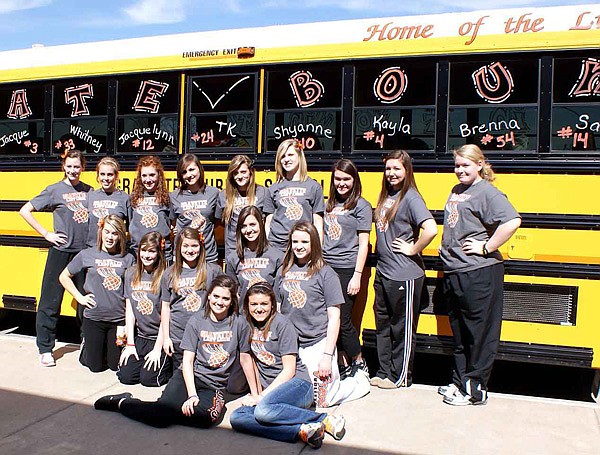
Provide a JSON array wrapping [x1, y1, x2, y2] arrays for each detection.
[[0, 4, 598, 82]]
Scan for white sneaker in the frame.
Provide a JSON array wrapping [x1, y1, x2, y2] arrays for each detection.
[[437, 383, 458, 399], [40, 353, 55, 367], [443, 389, 488, 406]]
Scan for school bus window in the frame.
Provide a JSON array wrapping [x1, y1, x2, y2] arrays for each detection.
[[0, 83, 45, 156], [51, 79, 108, 155], [189, 73, 256, 152], [116, 74, 180, 154], [265, 110, 341, 152], [552, 57, 600, 104], [267, 67, 342, 110]]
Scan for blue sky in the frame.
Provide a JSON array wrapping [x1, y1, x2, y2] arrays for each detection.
[[0, 0, 592, 52]]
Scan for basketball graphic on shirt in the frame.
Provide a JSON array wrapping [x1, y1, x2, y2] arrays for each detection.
[[376, 197, 395, 233], [203, 342, 230, 368], [97, 267, 121, 290], [241, 268, 266, 288], [251, 339, 276, 366], [446, 193, 472, 229], [131, 290, 153, 316], [280, 196, 303, 221], [208, 389, 225, 422], [136, 205, 159, 228], [183, 209, 206, 230], [283, 279, 307, 309], [325, 213, 342, 241], [66, 201, 89, 224], [92, 207, 110, 220], [180, 288, 202, 312], [233, 196, 248, 215]]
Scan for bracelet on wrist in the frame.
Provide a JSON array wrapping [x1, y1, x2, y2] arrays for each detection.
[[126, 343, 135, 347], [323, 352, 334, 357], [188, 394, 198, 400], [354, 270, 362, 274], [482, 243, 489, 255]]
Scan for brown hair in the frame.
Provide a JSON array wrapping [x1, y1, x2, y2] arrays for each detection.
[[243, 282, 277, 344], [61, 149, 86, 172], [203, 274, 239, 322], [176, 153, 206, 194], [236, 205, 268, 260], [131, 156, 170, 208], [222, 155, 256, 223], [374, 150, 420, 227], [326, 158, 362, 213], [96, 214, 127, 255], [274, 139, 308, 182], [282, 221, 325, 278], [454, 144, 496, 183], [171, 227, 207, 293], [131, 232, 166, 295]]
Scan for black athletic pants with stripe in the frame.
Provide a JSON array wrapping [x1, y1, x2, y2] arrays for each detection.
[[119, 369, 225, 428], [374, 271, 424, 386], [443, 263, 504, 401], [117, 336, 173, 387]]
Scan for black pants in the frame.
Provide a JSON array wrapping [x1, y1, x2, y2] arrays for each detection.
[[374, 271, 424, 386], [332, 267, 361, 359], [36, 247, 84, 354], [443, 263, 504, 401], [80, 317, 121, 373], [117, 336, 173, 387], [119, 369, 225, 428]]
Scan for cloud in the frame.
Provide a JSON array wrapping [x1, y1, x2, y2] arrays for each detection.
[[122, 0, 186, 24], [0, 0, 51, 14]]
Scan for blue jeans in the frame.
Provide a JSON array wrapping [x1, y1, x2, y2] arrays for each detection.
[[230, 377, 325, 442]]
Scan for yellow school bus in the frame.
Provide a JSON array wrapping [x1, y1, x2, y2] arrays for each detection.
[[1, 4, 600, 371]]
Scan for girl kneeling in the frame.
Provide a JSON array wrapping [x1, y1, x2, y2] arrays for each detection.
[[231, 283, 346, 449]]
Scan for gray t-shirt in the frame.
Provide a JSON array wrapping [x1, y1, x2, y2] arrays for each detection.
[[278, 263, 344, 347], [375, 188, 433, 281], [161, 263, 224, 347], [249, 313, 311, 388], [130, 192, 172, 257], [124, 268, 163, 340], [180, 314, 250, 390], [86, 188, 130, 248], [170, 186, 219, 263], [225, 246, 284, 309], [263, 179, 325, 251], [67, 248, 135, 323], [440, 179, 520, 274], [216, 185, 267, 257], [30, 180, 93, 252], [323, 197, 373, 268]]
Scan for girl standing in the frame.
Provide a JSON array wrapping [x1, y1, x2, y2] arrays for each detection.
[[216, 155, 267, 258], [372, 150, 437, 389], [95, 275, 256, 429], [230, 282, 346, 449], [118, 232, 172, 387], [86, 157, 129, 248], [161, 227, 223, 370], [171, 154, 219, 263], [438, 144, 520, 406], [225, 205, 283, 308], [323, 159, 372, 378], [59, 215, 134, 372], [278, 221, 368, 407], [130, 156, 172, 261], [19, 149, 92, 367], [264, 139, 325, 251]]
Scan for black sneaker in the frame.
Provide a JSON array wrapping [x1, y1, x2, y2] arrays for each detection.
[[94, 393, 132, 412], [339, 364, 352, 380], [350, 360, 369, 377]]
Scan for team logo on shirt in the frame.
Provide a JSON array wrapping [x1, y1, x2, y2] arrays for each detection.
[[282, 271, 308, 309], [200, 330, 233, 368], [97, 267, 121, 290], [131, 290, 153, 316], [279, 187, 306, 221], [241, 268, 266, 287], [240, 258, 270, 287], [136, 197, 159, 228], [446, 193, 472, 228], [234, 196, 248, 215], [63, 192, 88, 224], [92, 199, 119, 220], [181, 200, 208, 230], [325, 207, 347, 241], [251, 328, 276, 365], [376, 197, 395, 233]]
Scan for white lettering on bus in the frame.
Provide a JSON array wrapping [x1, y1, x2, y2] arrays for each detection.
[[575, 114, 600, 132], [372, 115, 411, 136], [69, 124, 103, 153], [0, 130, 28, 147], [273, 123, 333, 140], [459, 119, 521, 137]]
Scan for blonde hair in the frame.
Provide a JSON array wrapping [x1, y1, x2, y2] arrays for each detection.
[[454, 144, 496, 183], [96, 214, 127, 255], [223, 155, 256, 223], [275, 139, 308, 182], [171, 227, 207, 293]]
